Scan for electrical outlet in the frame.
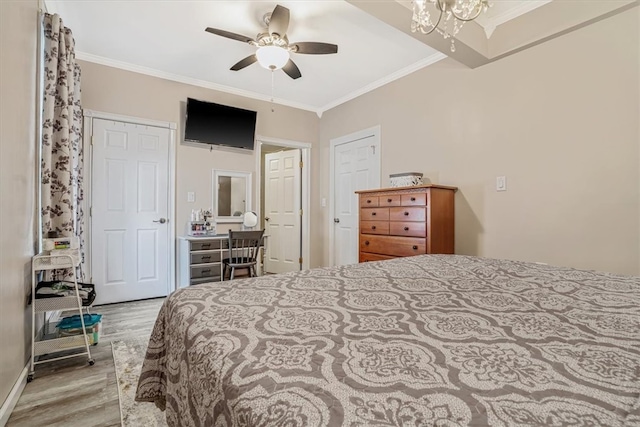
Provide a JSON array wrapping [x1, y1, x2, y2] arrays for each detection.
[[496, 176, 507, 192], [187, 191, 195, 202]]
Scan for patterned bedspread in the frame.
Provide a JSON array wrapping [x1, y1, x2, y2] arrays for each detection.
[[136, 255, 640, 426]]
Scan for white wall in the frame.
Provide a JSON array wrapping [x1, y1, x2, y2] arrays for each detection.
[[0, 0, 39, 407]]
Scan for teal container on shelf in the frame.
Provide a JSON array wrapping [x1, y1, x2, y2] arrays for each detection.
[[57, 314, 102, 345]]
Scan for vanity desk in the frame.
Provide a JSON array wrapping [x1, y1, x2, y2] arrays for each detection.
[[178, 235, 228, 287], [178, 234, 267, 287], [179, 168, 260, 286]]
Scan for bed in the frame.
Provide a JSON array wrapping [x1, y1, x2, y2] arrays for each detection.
[[136, 255, 640, 426]]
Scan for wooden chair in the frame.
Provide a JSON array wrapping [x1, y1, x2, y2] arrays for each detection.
[[223, 229, 265, 280]]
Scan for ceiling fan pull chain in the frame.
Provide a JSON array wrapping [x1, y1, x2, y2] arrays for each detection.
[[270, 69, 275, 113]]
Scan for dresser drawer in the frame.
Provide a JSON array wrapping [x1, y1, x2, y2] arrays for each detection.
[[191, 264, 220, 279], [389, 222, 427, 237], [360, 235, 426, 257], [390, 207, 426, 222], [191, 251, 222, 264], [360, 221, 389, 235], [360, 252, 395, 263], [190, 240, 220, 251], [190, 276, 221, 285], [360, 208, 389, 221], [360, 196, 379, 207], [379, 195, 401, 207], [401, 193, 427, 206]]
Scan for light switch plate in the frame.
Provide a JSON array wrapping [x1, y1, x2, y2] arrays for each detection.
[[496, 176, 507, 192], [187, 191, 195, 202]]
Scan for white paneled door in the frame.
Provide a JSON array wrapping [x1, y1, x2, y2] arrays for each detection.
[[91, 118, 171, 304], [332, 134, 380, 266], [264, 149, 302, 274]]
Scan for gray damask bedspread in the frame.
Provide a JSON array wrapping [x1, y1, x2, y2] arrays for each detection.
[[136, 255, 640, 426]]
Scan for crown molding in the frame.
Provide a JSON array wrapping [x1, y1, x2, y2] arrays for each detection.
[[317, 52, 447, 114], [477, 0, 552, 38], [75, 52, 321, 114], [76, 51, 447, 118]]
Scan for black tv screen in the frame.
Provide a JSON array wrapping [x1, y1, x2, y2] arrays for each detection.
[[184, 98, 257, 150]]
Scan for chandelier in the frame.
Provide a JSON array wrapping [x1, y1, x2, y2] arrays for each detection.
[[411, 0, 490, 52]]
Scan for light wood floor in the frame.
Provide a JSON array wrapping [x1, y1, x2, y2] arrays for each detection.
[[7, 298, 165, 427]]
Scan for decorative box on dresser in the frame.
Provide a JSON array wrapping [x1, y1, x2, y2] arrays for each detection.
[[355, 184, 457, 262]]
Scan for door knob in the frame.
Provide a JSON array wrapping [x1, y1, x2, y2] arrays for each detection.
[[334, 218, 340, 223], [265, 217, 270, 221], [153, 218, 167, 224]]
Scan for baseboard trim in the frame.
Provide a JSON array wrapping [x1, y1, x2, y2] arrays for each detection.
[[0, 363, 29, 427]]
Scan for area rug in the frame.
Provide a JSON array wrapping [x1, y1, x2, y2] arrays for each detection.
[[112, 335, 167, 427]]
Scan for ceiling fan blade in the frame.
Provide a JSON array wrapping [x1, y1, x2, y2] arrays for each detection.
[[205, 27, 254, 44], [268, 5, 290, 38], [293, 42, 338, 55], [230, 55, 258, 71], [282, 59, 301, 80]]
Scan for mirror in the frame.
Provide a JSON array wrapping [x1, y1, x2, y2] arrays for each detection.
[[212, 169, 252, 223]]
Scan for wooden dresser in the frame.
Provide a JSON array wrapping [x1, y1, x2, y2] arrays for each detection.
[[356, 184, 457, 262]]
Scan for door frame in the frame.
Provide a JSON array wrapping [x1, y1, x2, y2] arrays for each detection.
[[329, 125, 381, 267], [255, 135, 311, 271], [82, 109, 177, 294]]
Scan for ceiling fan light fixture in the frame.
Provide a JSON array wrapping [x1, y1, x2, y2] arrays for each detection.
[[256, 46, 290, 70], [205, 5, 337, 79]]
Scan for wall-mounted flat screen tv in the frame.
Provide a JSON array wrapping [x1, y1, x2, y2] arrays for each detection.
[[184, 98, 257, 150]]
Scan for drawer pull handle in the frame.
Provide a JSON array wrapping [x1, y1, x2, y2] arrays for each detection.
[[201, 255, 211, 259], [371, 226, 376, 230], [387, 198, 392, 203], [365, 241, 370, 246], [404, 227, 409, 231], [201, 269, 211, 273], [371, 212, 377, 216], [367, 200, 372, 204], [201, 243, 211, 248], [412, 246, 418, 250], [410, 197, 416, 201], [404, 212, 409, 216]]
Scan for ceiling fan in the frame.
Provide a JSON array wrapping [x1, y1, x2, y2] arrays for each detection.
[[205, 4, 338, 80]]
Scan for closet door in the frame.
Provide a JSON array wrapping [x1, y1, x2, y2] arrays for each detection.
[[91, 118, 171, 304], [264, 149, 301, 274], [332, 135, 380, 266]]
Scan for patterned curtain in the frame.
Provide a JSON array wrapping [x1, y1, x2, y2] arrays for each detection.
[[41, 13, 84, 278]]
